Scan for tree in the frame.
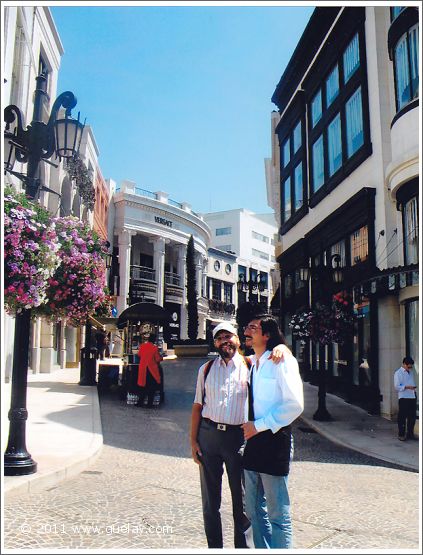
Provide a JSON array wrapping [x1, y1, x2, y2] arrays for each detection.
[[186, 235, 199, 340]]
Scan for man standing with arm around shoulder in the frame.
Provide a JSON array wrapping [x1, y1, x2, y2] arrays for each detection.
[[394, 357, 418, 441], [241, 314, 304, 549]]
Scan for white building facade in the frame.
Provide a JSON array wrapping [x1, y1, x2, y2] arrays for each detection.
[[110, 181, 211, 346], [203, 208, 278, 313]]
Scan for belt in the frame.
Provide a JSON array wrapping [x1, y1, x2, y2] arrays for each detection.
[[202, 417, 241, 431]]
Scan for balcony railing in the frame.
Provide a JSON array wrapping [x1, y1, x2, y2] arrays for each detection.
[[165, 271, 181, 286], [208, 299, 236, 315], [130, 265, 156, 282]]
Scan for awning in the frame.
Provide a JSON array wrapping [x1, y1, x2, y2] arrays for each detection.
[[93, 317, 120, 331], [117, 302, 172, 328], [88, 315, 106, 331]]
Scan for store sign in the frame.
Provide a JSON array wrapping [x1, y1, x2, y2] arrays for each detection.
[[155, 216, 173, 228]]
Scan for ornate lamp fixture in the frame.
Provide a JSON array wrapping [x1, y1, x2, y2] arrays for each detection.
[[299, 252, 344, 422], [3, 73, 86, 477], [4, 73, 84, 198]]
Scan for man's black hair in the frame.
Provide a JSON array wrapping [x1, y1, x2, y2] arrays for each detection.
[[403, 356, 414, 365], [252, 313, 286, 350]]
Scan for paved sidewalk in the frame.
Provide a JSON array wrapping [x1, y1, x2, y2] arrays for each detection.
[[3, 366, 103, 496], [3, 363, 419, 497]]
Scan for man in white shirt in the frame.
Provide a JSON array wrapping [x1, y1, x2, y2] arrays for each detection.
[[394, 357, 417, 441], [241, 314, 304, 549]]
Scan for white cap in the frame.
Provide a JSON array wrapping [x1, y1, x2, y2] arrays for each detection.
[[212, 322, 238, 339]]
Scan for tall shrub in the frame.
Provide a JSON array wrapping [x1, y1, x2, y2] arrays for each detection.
[[186, 235, 199, 340]]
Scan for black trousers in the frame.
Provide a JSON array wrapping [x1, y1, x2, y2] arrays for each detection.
[[398, 397, 417, 437], [198, 419, 252, 548]]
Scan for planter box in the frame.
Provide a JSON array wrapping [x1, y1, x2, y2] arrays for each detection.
[[174, 344, 210, 357]]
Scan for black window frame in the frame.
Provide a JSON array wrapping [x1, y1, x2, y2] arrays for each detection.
[[306, 21, 372, 209], [277, 92, 308, 234]]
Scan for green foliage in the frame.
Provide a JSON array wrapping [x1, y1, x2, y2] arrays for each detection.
[[186, 235, 198, 340]]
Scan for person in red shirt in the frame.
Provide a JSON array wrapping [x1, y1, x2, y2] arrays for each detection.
[[137, 323, 163, 408]]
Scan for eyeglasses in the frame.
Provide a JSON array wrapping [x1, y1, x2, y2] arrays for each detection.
[[243, 324, 261, 332]]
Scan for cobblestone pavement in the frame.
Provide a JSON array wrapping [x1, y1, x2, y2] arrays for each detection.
[[3, 358, 420, 551]]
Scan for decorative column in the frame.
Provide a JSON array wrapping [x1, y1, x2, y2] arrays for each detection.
[[177, 244, 188, 339], [153, 236, 166, 306], [196, 253, 206, 339], [117, 229, 135, 314]]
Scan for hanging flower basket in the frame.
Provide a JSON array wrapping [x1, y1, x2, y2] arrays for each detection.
[[290, 291, 355, 345], [37, 216, 109, 326], [4, 188, 60, 314]]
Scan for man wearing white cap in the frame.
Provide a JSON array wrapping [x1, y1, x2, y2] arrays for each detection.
[[190, 321, 287, 548]]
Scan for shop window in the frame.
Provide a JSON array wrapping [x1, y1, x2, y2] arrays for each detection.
[[394, 24, 419, 111], [330, 240, 346, 267], [403, 196, 419, 264], [405, 299, 419, 378], [284, 274, 293, 298], [350, 225, 369, 265]]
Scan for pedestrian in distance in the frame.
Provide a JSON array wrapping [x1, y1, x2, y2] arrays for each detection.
[[137, 323, 163, 408], [241, 314, 304, 549], [394, 356, 418, 441], [190, 321, 290, 549]]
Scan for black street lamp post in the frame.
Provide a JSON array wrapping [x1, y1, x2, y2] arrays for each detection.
[[3, 73, 84, 476], [300, 253, 344, 422]]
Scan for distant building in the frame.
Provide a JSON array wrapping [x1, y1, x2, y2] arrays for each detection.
[[203, 208, 278, 317], [267, 6, 419, 419]]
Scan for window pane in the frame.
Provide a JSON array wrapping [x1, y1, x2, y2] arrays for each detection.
[[328, 113, 342, 176], [346, 87, 364, 158], [284, 176, 291, 221], [395, 33, 411, 110], [294, 163, 303, 210], [409, 25, 419, 100], [330, 240, 346, 266], [404, 196, 419, 264], [350, 225, 368, 265], [311, 89, 322, 127], [312, 135, 324, 191], [216, 227, 231, 236], [283, 137, 290, 167], [343, 33, 360, 83], [293, 120, 302, 153], [326, 65, 339, 107]]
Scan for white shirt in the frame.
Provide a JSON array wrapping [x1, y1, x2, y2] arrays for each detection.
[[394, 367, 417, 399], [248, 350, 304, 434], [194, 351, 249, 425]]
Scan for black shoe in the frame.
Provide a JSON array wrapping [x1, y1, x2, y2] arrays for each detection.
[[398, 435, 406, 441], [406, 435, 418, 440]]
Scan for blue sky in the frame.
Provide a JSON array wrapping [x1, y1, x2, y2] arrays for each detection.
[[51, 3, 314, 215]]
